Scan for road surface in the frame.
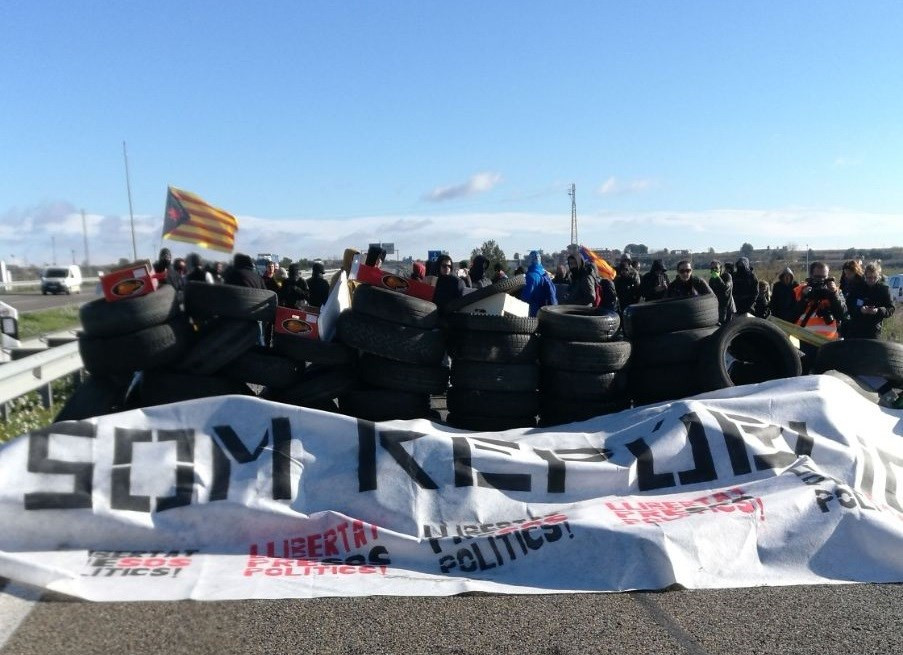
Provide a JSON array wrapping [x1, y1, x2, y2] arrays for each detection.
[[1, 577, 900, 654], [0, 292, 89, 314]]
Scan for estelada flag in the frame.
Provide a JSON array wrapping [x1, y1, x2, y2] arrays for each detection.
[[163, 186, 238, 253], [578, 245, 617, 281]]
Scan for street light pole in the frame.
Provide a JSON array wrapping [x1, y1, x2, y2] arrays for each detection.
[[122, 141, 138, 261]]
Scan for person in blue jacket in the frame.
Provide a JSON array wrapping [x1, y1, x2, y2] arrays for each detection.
[[520, 251, 557, 317]]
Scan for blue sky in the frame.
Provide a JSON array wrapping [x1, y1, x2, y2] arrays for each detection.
[[2, 1, 902, 266]]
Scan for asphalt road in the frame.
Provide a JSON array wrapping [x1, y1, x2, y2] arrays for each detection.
[[1, 578, 900, 654], [0, 292, 89, 314]]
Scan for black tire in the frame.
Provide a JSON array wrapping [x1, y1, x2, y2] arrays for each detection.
[[269, 366, 359, 406], [137, 370, 251, 407], [444, 313, 538, 335], [338, 389, 431, 421], [358, 353, 449, 394], [537, 305, 621, 342], [629, 327, 719, 367], [447, 388, 539, 418], [442, 275, 527, 314], [79, 285, 180, 337], [185, 282, 277, 322], [539, 338, 632, 372], [220, 346, 303, 389], [697, 317, 802, 391], [445, 413, 536, 431], [351, 284, 439, 329], [540, 368, 625, 400], [177, 319, 260, 375], [53, 376, 130, 422], [78, 319, 192, 376], [813, 339, 903, 384], [450, 361, 539, 392], [273, 332, 357, 366], [448, 331, 539, 364], [337, 311, 446, 365], [623, 294, 719, 338], [629, 364, 699, 405]]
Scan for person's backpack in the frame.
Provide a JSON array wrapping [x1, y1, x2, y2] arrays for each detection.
[[591, 279, 602, 308]]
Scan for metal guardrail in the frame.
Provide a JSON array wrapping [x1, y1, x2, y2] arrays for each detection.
[[0, 341, 83, 406]]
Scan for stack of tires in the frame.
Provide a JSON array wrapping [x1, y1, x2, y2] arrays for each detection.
[[336, 284, 447, 421], [623, 294, 720, 405], [445, 311, 540, 431], [536, 306, 630, 426]]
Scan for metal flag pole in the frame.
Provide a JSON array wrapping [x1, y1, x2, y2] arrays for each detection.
[[122, 141, 137, 260]]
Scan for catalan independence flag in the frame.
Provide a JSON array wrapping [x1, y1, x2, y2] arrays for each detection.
[[162, 186, 238, 253], [578, 245, 617, 281]]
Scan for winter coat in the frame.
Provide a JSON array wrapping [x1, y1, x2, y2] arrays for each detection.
[[732, 258, 759, 314], [843, 281, 895, 339], [565, 258, 597, 306], [469, 256, 492, 289], [307, 264, 330, 308], [520, 252, 557, 317], [666, 275, 712, 298], [639, 265, 669, 301], [279, 274, 311, 309], [224, 254, 265, 289], [708, 272, 736, 324], [614, 265, 641, 310], [770, 280, 799, 322]]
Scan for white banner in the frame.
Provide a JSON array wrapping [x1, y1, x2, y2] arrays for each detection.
[[1, 375, 901, 601]]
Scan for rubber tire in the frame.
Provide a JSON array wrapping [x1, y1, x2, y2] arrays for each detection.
[[444, 313, 538, 335], [537, 306, 621, 342], [540, 368, 624, 401], [445, 413, 536, 431], [697, 317, 802, 391], [53, 376, 130, 422], [338, 389, 431, 421], [351, 283, 439, 329], [540, 338, 631, 372], [442, 275, 527, 314], [623, 294, 719, 338], [185, 281, 277, 322], [273, 332, 357, 366], [629, 327, 719, 367], [78, 319, 192, 376], [447, 388, 539, 418], [220, 346, 303, 389], [813, 339, 903, 385], [269, 366, 359, 406], [337, 311, 446, 365], [138, 371, 251, 407], [178, 319, 260, 375], [450, 361, 539, 392], [448, 331, 539, 364], [359, 353, 449, 394], [79, 285, 180, 338], [629, 364, 699, 405]]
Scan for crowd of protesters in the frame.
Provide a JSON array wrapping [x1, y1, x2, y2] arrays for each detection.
[[153, 246, 896, 341]]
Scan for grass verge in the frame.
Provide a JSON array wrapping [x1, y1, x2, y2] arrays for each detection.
[[17, 305, 81, 340], [0, 377, 76, 443]]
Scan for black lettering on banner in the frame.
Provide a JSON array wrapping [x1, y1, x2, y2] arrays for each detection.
[[380, 430, 437, 489], [454, 437, 531, 492], [677, 412, 717, 485], [156, 429, 195, 512], [877, 447, 903, 513], [534, 447, 611, 493], [710, 410, 752, 476], [24, 421, 96, 510], [626, 437, 675, 491], [357, 419, 377, 492], [211, 418, 294, 500], [111, 428, 153, 512], [857, 436, 875, 494]]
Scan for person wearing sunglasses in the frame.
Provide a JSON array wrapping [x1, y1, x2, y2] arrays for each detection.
[[666, 260, 713, 298], [433, 254, 465, 312]]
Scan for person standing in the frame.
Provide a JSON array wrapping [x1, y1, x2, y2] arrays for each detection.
[[843, 261, 894, 339], [732, 257, 759, 315], [769, 267, 799, 322], [468, 255, 492, 288], [433, 254, 466, 312], [307, 262, 330, 308], [614, 254, 641, 311], [708, 260, 735, 324], [667, 261, 712, 298], [279, 264, 311, 309], [262, 261, 280, 294], [520, 250, 557, 317], [639, 259, 669, 301]]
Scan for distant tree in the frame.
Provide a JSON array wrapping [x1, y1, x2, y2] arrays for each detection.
[[117, 258, 130, 268], [843, 247, 857, 260], [624, 243, 648, 255], [279, 257, 293, 270], [662, 248, 669, 255], [513, 252, 521, 262], [707, 247, 715, 255], [471, 240, 507, 272], [740, 242, 754, 257]]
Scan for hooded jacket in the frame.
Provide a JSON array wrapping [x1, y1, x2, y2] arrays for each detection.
[[224, 253, 266, 289], [279, 264, 311, 309], [843, 279, 894, 338], [770, 268, 799, 322], [732, 257, 759, 314], [468, 255, 492, 288], [520, 251, 557, 317], [410, 261, 426, 280], [639, 260, 669, 301], [307, 262, 330, 308], [614, 258, 641, 309], [707, 262, 736, 323]]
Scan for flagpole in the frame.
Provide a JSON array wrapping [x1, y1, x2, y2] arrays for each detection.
[[122, 141, 138, 260]]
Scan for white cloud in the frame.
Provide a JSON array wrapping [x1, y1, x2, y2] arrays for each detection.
[[423, 171, 503, 202], [597, 176, 658, 196], [833, 156, 862, 168]]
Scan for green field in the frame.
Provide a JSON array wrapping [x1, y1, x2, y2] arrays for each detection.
[[17, 305, 81, 340]]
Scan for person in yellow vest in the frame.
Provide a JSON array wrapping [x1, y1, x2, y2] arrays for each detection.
[[792, 261, 847, 371]]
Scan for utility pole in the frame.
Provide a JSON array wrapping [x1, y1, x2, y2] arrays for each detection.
[[568, 183, 578, 246], [122, 141, 138, 261], [51, 235, 57, 265], [81, 209, 90, 267]]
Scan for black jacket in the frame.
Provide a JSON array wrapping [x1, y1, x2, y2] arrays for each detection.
[[614, 266, 641, 309], [224, 255, 265, 289], [666, 275, 712, 298], [708, 273, 736, 323], [732, 263, 759, 315], [770, 280, 799, 322], [843, 281, 895, 338], [279, 276, 310, 309], [639, 268, 669, 301]]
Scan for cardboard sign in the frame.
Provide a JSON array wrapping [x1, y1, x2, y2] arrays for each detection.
[[101, 260, 158, 302], [356, 264, 435, 302], [274, 306, 319, 340]]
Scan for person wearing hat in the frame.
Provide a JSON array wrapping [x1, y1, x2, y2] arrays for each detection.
[[307, 262, 330, 308], [769, 267, 799, 322], [614, 253, 641, 311], [409, 260, 426, 281], [639, 259, 669, 301], [732, 257, 759, 315]]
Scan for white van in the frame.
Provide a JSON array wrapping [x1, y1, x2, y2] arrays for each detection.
[[888, 274, 903, 306], [41, 265, 82, 295]]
